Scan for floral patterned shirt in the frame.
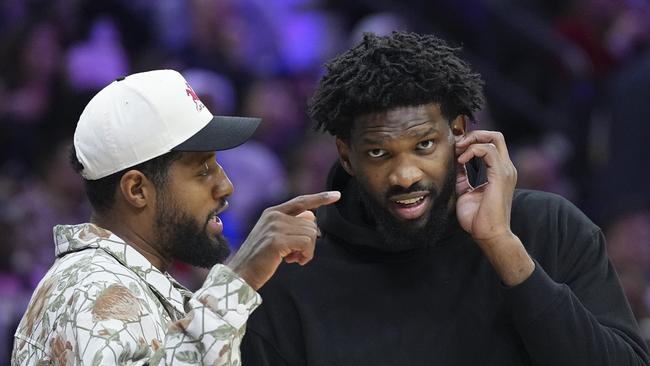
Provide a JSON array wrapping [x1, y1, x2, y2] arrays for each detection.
[[12, 223, 261, 365]]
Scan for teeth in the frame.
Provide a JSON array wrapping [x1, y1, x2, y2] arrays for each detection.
[[395, 196, 424, 205]]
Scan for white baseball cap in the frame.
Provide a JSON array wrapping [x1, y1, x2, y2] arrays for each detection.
[[73, 69, 261, 180]]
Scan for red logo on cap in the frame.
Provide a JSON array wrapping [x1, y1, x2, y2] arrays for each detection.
[[186, 83, 205, 112]]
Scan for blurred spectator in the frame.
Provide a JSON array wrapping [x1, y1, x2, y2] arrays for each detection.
[[604, 3, 650, 61], [243, 78, 306, 156], [590, 49, 650, 222], [4, 140, 89, 286], [0, 0, 28, 33], [189, 0, 281, 77], [65, 16, 129, 92], [554, 0, 650, 78], [512, 133, 576, 201], [349, 12, 409, 45], [286, 132, 338, 195], [554, 0, 620, 77], [605, 208, 650, 343], [148, 0, 193, 53], [0, 20, 64, 165], [275, 9, 345, 73]]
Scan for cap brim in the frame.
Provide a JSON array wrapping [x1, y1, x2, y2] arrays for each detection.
[[172, 116, 261, 152]]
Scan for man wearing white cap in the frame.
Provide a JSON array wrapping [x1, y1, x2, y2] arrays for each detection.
[[11, 69, 340, 365]]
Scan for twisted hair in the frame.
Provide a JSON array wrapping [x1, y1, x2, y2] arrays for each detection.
[[308, 31, 485, 140]]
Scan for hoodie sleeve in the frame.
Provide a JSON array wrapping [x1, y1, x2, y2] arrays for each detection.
[[503, 192, 649, 366]]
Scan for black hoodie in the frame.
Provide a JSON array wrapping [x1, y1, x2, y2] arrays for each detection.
[[241, 162, 649, 366]]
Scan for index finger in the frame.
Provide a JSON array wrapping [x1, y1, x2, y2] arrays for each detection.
[[456, 130, 509, 158], [270, 191, 341, 216]]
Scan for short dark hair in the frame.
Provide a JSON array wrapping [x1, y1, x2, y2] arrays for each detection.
[[308, 31, 485, 140], [69, 146, 183, 213]]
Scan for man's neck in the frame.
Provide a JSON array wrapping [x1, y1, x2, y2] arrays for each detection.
[[91, 212, 171, 272]]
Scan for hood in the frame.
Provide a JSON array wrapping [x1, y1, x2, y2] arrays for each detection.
[[316, 161, 384, 250]]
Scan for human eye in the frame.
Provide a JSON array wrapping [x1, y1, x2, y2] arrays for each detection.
[[198, 162, 210, 176], [416, 140, 434, 150], [367, 148, 387, 158]]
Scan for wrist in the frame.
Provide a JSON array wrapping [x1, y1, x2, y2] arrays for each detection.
[[476, 232, 535, 287], [233, 269, 261, 290], [473, 230, 517, 249]]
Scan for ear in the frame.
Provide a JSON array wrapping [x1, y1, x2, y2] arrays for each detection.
[[335, 138, 354, 176], [119, 170, 155, 209], [451, 115, 467, 139]]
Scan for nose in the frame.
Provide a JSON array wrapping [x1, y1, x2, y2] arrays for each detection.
[[388, 155, 423, 189], [213, 163, 234, 200]]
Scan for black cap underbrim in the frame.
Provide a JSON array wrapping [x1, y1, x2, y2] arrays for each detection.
[[172, 116, 261, 152]]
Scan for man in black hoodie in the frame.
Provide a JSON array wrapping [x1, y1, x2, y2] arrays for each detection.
[[241, 32, 650, 365]]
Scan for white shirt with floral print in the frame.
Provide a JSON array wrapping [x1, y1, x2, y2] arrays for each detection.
[[12, 223, 261, 365]]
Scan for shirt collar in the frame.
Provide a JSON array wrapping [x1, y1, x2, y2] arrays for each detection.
[[53, 223, 189, 316]]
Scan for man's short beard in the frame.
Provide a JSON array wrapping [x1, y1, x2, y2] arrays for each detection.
[[357, 157, 456, 251], [154, 193, 231, 269]]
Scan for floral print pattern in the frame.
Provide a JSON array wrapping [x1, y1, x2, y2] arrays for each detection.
[[12, 223, 261, 365]]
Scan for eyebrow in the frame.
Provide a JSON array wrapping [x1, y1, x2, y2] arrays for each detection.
[[361, 126, 438, 145], [192, 152, 216, 166]]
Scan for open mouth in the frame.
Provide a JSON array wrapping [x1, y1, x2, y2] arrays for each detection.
[[206, 201, 228, 236], [394, 195, 426, 206], [206, 213, 223, 236], [390, 193, 430, 220]]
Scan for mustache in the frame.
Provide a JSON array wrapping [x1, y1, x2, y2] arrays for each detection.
[[384, 182, 437, 199]]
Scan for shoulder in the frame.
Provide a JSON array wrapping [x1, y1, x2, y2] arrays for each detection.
[[32, 248, 158, 321], [513, 189, 584, 214], [512, 189, 600, 235], [15, 249, 171, 365], [56, 248, 150, 294], [511, 189, 605, 280], [14, 249, 154, 355]]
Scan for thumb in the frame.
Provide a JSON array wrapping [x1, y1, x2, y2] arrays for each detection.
[[296, 210, 316, 222], [296, 210, 321, 237]]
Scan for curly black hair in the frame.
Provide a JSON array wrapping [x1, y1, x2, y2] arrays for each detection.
[[308, 31, 485, 140]]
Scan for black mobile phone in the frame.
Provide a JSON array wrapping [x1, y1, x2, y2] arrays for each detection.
[[466, 157, 488, 188]]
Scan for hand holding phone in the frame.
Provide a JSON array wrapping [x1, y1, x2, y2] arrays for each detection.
[[454, 130, 517, 240]]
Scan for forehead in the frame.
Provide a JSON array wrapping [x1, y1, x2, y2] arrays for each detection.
[[351, 104, 447, 144]]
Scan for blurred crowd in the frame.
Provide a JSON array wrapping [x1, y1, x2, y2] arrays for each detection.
[[0, 0, 649, 359]]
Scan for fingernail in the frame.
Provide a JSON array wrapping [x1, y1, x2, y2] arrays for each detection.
[[326, 191, 341, 199]]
